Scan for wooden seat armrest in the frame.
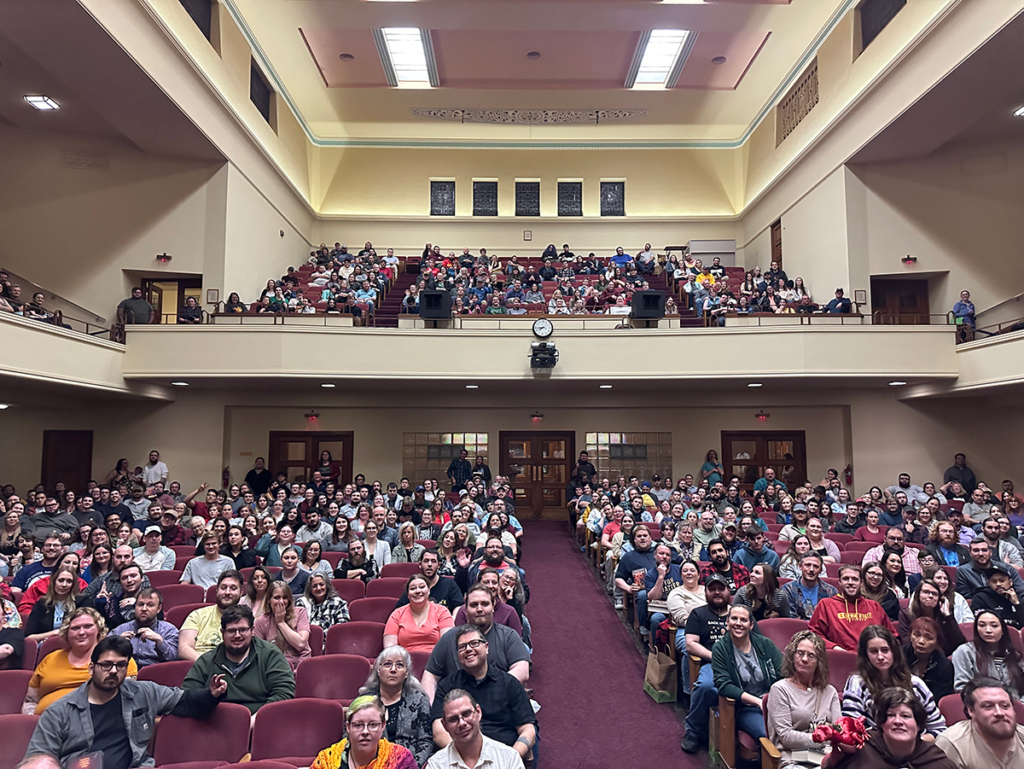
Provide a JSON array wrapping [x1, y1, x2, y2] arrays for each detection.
[[760, 738, 782, 769], [719, 696, 737, 769]]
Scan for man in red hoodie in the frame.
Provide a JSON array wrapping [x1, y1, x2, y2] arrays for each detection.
[[809, 564, 896, 650]]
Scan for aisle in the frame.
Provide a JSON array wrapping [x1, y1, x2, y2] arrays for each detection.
[[526, 521, 700, 767]]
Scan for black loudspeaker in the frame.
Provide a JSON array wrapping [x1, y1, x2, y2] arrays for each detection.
[[419, 290, 453, 319], [631, 290, 666, 319]]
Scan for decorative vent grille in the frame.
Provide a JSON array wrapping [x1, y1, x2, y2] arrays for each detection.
[[515, 182, 540, 217], [557, 182, 583, 217], [861, 0, 907, 49], [777, 60, 818, 145], [600, 182, 625, 217], [430, 181, 456, 216], [473, 181, 498, 217]]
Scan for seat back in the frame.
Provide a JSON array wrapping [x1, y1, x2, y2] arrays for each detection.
[[325, 621, 386, 658], [938, 694, 966, 726], [826, 649, 858, 693], [365, 578, 407, 599], [322, 552, 344, 569], [824, 563, 843, 578], [332, 580, 365, 603], [148, 570, 185, 587], [380, 563, 421, 579], [839, 551, 867, 564], [166, 602, 213, 629], [0, 714, 39, 769], [250, 699, 347, 763], [829, 533, 854, 547], [153, 702, 253, 766], [19, 639, 37, 670], [821, 577, 842, 590], [308, 624, 325, 656], [160, 584, 207, 611], [756, 618, 810, 650], [843, 542, 875, 552], [0, 670, 32, 715], [415, 540, 436, 549], [408, 650, 430, 680], [294, 655, 371, 701], [171, 545, 197, 560], [138, 660, 194, 688], [349, 597, 398, 624], [38, 636, 69, 662]]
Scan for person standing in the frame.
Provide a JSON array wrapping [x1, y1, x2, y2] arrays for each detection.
[[116, 287, 155, 325], [447, 450, 473, 494]]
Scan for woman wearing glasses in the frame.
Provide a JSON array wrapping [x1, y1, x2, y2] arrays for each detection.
[[359, 647, 435, 766], [310, 695, 418, 769]]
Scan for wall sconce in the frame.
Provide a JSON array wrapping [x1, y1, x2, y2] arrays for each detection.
[[531, 412, 544, 423], [755, 410, 770, 422]]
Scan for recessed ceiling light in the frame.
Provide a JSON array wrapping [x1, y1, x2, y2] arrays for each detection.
[[628, 30, 693, 89], [888, 380, 908, 386], [747, 382, 763, 388], [465, 385, 479, 389], [0, 404, 9, 410], [378, 28, 436, 87], [25, 95, 59, 110], [1014, 106, 1024, 118], [170, 381, 189, 387], [527, 51, 541, 60], [321, 383, 336, 388], [712, 56, 727, 65], [338, 53, 355, 61], [599, 384, 613, 389]]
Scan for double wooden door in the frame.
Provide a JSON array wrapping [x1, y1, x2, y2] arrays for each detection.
[[871, 278, 930, 324], [268, 432, 354, 485], [721, 431, 807, 492], [499, 431, 575, 519]]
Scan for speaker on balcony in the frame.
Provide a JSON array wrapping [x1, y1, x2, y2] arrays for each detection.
[[631, 291, 666, 320], [419, 290, 452, 320]]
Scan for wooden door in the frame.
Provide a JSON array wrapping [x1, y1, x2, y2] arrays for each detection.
[[499, 431, 575, 519], [41, 430, 93, 494], [145, 283, 163, 324], [268, 432, 354, 485], [871, 278, 930, 325], [770, 219, 783, 268], [721, 431, 806, 493]]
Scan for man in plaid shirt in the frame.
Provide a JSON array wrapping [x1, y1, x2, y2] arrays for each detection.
[[447, 448, 473, 493], [698, 539, 749, 595]]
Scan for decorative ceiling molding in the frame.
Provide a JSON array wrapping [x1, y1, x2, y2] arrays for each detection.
[[410, 108, 651, 125]]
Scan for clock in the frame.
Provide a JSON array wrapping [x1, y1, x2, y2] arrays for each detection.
[[532, 318, 553, 339]]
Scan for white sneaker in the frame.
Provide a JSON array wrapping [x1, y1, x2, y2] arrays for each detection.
[[614, 598, 624, 610]]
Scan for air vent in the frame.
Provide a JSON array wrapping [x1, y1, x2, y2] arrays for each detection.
[[777, 59, 818, 145]]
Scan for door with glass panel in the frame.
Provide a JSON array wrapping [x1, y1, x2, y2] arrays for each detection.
[[267, 432, 354, 486], [720, 431, 807, 493], [499, 431, 575, 519]]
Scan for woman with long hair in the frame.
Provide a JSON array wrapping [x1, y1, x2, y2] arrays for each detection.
[[100, 458, 131, 488], [253, 580, 311, 672], [391, 522, 425, 563], [881, 550, 919, 599], [297, 574, 349, 630], [733, 564, 791, 620], [82, 543, 112, 585], [359, 647, 434, 767], [853, 509, 886, 543], [363, 520, 392, 570], [326, 515, 355, 553], [435, 530, 460, 577], [903, 616, 955, 700], [0, 506, 22, 557], [952, 610, 1024, 700], [701, 449, 724, 487], [841, 625, 945, 735], [299, 540, 332, 577], [861, 561, 901, 621], [778, 535, 813, 581], [67, 522, 93, 554], [767, 630, 840, 766], [24, 565, 81, 641], [897, 580, 965, 655], [922, 565, 973, 623], [806, 518, 840, 563], [241, 565, 274, 618]]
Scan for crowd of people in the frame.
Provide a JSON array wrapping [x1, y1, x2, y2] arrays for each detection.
[[1, 451, 536, 769], [571, 450, 1024, 766], [0, 270, 67, 327]]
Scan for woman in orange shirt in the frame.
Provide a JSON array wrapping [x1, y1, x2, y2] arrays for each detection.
[[383, 575, 454, 654]]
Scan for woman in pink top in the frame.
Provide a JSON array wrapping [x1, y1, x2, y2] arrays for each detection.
[[383, 575, 454, 654], [254, 581, 311, 672]]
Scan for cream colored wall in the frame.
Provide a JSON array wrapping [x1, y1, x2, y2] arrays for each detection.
[[0, 125, 223, 318]]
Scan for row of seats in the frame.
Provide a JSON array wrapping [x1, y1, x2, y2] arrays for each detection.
[[146, 574, 412, 604]]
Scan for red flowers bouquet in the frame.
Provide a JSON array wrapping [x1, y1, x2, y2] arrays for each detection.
[[811, 716, 867, 749]]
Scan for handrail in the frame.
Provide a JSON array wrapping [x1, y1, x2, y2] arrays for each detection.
[[871, 311, 956, 326], [710, 312, 868, 327], [1, 266, 107, 324], [976, 291, 1024, 322]]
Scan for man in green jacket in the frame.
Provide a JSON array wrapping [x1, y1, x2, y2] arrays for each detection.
[[182, 604, 294, 718]]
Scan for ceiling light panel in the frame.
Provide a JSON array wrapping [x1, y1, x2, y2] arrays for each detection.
[[25, 95, 60, 110], [629, 30, 693, 89], [377, 28, 437, 88]]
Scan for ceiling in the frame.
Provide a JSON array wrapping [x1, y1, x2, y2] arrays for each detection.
[[0, 0, 222, 160], [229, 0, 847, 140]]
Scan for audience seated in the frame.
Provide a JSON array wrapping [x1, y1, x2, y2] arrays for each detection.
[[310, 695, 418, 769], [178, 570, 243, 661], [297, 574, 350, 629], [713, 603, 783, 741], [810, 564, 896, 650], [935, 677, 1024, 769], [361, 647, 435, 766], [904, 616, 955, 700], [383, 574, 454, 654], [253, 581, 312, 672], [680, 574, 732, 753], [180, 533, 235, 589], [952, 611, 1024, 700], [394, 550, 464, 612]]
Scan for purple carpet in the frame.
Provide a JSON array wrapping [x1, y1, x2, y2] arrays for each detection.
[[527, 520, 706, 767]]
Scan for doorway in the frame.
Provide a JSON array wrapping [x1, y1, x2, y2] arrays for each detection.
[[142, 278, 203, 324], [41, 430, 93, 494], [871, 278, 930, 324], [770, 218, 783, 268], [721, 431, 807, 493], [499, 431, 575, 519], [268, 432, 354, 485]]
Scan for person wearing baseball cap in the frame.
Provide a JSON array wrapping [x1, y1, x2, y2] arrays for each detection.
[[826, 287, 852, 314], [681, 572, 733, 753], [159, 508, 192, 548], [133, 526, 176, 572]]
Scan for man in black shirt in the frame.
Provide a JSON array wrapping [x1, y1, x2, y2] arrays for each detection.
[[681, 574, 732, 754], [570, 452, 597, 493], [447, 449, 473, 493], [394, 550, 464, 611], [243, 458, 272, 497], [430, 625, 537, 763]]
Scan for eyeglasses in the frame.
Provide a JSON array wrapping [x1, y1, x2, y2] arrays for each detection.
[[443, 710, 477, 727], [348, 722, 382, 732], [457, 639, 487, 653], [95, 661, 130, 672], [380, 662, 406, 671], [223, 627, 252, 636]]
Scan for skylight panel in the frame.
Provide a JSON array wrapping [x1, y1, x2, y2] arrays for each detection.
[[382, 28, 432, 87], [630, 30, 692, 89]]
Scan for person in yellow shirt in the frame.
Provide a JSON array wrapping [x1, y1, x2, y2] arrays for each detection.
[[178, 570, 243, 661]]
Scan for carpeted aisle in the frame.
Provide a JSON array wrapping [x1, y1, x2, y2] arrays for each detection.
[[526, 520, 704, 767]]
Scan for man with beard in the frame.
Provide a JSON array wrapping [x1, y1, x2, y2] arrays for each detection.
[[780, 553, 837, 620], [421, 585, 530, 701], [644, 543, 683, 642], [956, 538, 1024, 601], [699, 539, 749, 595], [614, 525, 658, 628], [25, 635, 225, 768], [936, 678, 1024, 769], [680, 574, 733, 754], [926, 522, 971, 567], [110, 588, 179, 667], [809, 564, 895, 650], [177, 570, 243, 661], [81, 545, 151, 602], [463, 536, 522, 588], [10, 535, 64, 602], [701, 520, 741, 560], [94, 564, 147, 628], [863, 528, 922, 574], [981, 517, 1024, 567], [427, 689, 522, 769], [429, 625, 537, 763], [394, 550, 464, 612], [183, 605, 294, 716]]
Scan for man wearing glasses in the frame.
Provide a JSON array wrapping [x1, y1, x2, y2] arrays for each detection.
[[183, 605, 295, 719], [25, 635, 227, 769], [427, 689, 523, 769], [862, 528, 922, 574], [430, 625, 537, 764]]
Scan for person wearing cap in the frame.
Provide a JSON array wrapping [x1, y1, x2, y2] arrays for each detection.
[[699, 539, 750, 595], [681, 573, 734, 753], [826, 287, 852, 313], [133, 527, 177, 572], [160, 508, 193, 547], [779, 503, 811, 542], [649, 475, 671, 503]]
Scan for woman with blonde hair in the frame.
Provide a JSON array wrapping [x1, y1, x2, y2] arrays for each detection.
[[253, 580, 311, 672], [24, 565, 81, 641], [391, 522, 425, 563]]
